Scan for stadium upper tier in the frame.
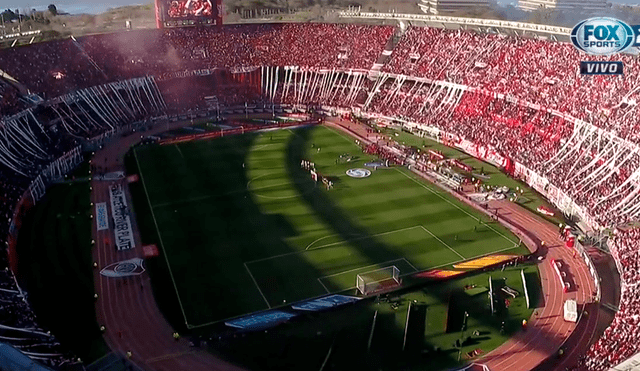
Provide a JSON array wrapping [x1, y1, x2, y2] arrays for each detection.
[[0, 22, 640, 371], [1, 24, 638, 141], [0, 24, 394, 101]]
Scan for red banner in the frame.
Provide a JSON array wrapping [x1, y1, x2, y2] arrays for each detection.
[[453, 159, 472, 172], [428, 149, 445, 160]]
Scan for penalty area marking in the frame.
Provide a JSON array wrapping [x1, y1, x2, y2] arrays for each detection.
[[306, 225, 423, 252], [317, 278, 331, 294], [246, 225, 424, 266], [305, 233, 363, 250], [419, 225, 465, 259], [316, 257, 419, 294], [318, 244, 520, 295], [395, 168, 517, 245], [317, 258, 417, 281]]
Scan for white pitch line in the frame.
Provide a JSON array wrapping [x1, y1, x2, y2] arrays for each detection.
[[305, 234, 341, 251], [305, 233, 363, 250], [174, 145, 184, 158], [419, 225, 465, 259], [317, 258, 408, 280], [253, 143, 273, 151], [245, 225, 423, 265], [321, 244, 521, 295], [134, 150, 190, 326], [309, 225, 422, 251], [325, 126, 359, 145], [244, 263, 271, 308], [395, 168, 517, 245], [402, 257, 419, 273], [317, 278, 331, 294]]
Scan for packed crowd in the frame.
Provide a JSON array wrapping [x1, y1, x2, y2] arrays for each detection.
[[0, 77, 164, 369], [578, 228, 640, 370], [156, 72, 262, 113], [364, 79, 640, 227], [384, 27, 640, 144], [0, 80, 28, 117], [2, 22, 640, 369], [0, 38, 107, 100], [0, 24, 392, 106]]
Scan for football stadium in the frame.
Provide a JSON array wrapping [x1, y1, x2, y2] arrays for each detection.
[[0, 2, 636, 371]]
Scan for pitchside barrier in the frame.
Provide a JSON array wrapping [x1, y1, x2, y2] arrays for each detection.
[[158, 120, 320, 145], [221, 294, 361, 331], [521, 269, 531, 309], [489, 276, 494, 315], [574, 241, 601, 302]]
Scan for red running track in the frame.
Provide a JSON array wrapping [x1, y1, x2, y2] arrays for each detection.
[[91, 120, 245, 371], [90, 117, 599, 371]]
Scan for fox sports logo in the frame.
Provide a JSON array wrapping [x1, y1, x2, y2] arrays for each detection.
[[571, 17, 634, 55]]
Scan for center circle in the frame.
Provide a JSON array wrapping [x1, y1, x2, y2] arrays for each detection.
[[346, 168, 371, 178], [115, 262, 137, 273], [248, 173, 312, 200]]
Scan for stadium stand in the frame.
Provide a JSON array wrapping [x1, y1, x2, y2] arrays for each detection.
[[577, 228, 640, 371], [0, 21, 639, 369]]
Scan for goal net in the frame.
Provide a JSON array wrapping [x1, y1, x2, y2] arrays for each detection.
[[356, 266, 401, 296]]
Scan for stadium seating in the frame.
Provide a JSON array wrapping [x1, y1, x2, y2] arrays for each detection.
[[1, 22, 640, 369], [578, 228, 640, 371]]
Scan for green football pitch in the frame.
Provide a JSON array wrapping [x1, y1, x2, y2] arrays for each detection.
[[130, 125, 528, 328]]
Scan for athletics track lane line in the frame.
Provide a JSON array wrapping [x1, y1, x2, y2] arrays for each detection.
[[91, 126, 247, 371], [495, 202, 598, 370], [480, 201, 597, 371]]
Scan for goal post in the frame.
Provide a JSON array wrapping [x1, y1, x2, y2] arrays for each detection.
[[356, 266, 401, 296]]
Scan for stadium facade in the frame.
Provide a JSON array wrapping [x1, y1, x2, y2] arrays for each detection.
[[417, 0, 490, 14], [517, 0, 608, 12]]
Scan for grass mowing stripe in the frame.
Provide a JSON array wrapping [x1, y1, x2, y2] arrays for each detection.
[[324, 126, 359, 145], [134, 126, 527, 328], [395, 168, 517, 245], [153, 181, 296, 208], [308, 225, 423, 251], [419, 225, 465, 259], [134, 148, 190, 327]]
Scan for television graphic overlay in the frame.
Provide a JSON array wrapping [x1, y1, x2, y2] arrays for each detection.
[[570, 17, 640, 75], [580, 61, 623, 75], [155, 0, 222, 28], [570, 18, 635, 55]]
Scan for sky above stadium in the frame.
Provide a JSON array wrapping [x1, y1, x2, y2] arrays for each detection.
[[2, 0, 640, 15], [4, 0, 146, 14]]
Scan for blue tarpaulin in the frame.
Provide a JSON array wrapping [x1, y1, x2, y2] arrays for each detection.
[[225, 310, 297, 330], [291, 294, 360, 311]]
